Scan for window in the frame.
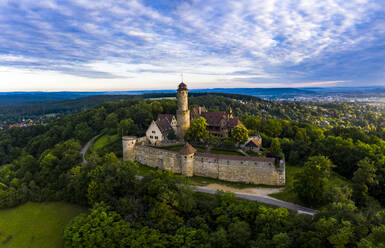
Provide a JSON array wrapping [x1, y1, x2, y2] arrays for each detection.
[[152, 131, 155, 134], [155, 136, 158, 139], [150, 136, 153, 139]]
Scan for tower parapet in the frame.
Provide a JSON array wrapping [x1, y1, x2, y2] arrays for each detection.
[[122, 136, 137, 161], [176, 82, 190, 139]]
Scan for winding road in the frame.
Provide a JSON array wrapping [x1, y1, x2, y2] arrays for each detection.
[[80, 135, 100, 164], [80, 137, 316, 216]]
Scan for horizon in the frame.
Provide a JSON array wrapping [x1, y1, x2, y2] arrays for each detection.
[[0, 85, 385, 94], [0, 1, 384, 91]]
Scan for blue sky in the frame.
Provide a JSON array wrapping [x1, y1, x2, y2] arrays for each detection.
[[0, 0, 384, 91]]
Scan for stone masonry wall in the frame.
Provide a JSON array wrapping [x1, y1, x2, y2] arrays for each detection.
[[134, 145, 182, 174], [194, 154, 285, 185], [128, 143, 285, 186]]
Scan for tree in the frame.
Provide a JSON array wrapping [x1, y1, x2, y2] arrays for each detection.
[[272, 233, 292, 248], [314, 217, 354, 248], [151, 101, 163, 118], [228, 220, 251, 247], [63, 203, 132, 248], [104, 113, 119, 130], [294, 156, 335, 205], [269, 138, 283, 158], [210, 227, 229, 248], [117, 118, 139, 136], [87, 153, 138, 208], [254, 206, 290, 239], [74, 122, 93, 143], [185, 117, 209, 142], [352, 158, 377, 205], [358, 225, 385, 248], [231, 125, 249, 145]]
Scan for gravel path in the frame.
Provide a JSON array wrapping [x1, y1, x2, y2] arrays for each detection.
[[195, 186, 316, 216], [199, 183, 282, 198]]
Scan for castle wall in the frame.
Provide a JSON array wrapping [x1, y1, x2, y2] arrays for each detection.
[[123, 138, 285, 186], [134, 145, 182, 174], [194, 154, 285, 185]]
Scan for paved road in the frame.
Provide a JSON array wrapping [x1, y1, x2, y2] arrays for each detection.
[[80, 135, 100, 164], [81, 137, 316, 216], [195, 187, 316, 216]]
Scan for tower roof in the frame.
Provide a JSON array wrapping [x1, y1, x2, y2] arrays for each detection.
[[178, 82, 188, 91], [180, 143, 196, 155]]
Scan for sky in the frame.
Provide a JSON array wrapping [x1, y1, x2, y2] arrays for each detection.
[[0, 0, 384, 91]]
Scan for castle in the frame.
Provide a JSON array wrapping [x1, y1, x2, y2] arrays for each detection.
[[145, 82, 243, 145], [122, 82, 285, 186]]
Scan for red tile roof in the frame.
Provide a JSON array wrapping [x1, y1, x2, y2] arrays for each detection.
[[200, 111, 241, 129], [227, 118, 241, 128], [157, 114, 174, 124], [156, 118, 173, 135], [180, 143, 197, 155], [201, 112, 227, 126]]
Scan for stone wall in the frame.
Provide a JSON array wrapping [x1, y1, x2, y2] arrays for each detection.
[[124, 139, 285, 186], [194, 154, 285, 185], [134, 145, 182, 174]]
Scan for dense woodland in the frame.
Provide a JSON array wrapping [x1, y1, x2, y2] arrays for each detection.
[[1, 94, 385, 247], [0, 95, 136, 124]]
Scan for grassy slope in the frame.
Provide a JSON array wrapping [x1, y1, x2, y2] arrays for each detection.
[[159, 144, 245, 156], [86, 134, 120, 159], [270, 165, 351, 205], [0, 202, 86, 248], [93, 134, 119, 151]]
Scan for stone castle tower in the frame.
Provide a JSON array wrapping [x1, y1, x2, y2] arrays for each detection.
[[122, 136, 136, 160], [176, 82, 190, 139]]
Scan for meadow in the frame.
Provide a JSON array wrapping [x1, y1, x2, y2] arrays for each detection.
[[0, 202, 85, 248]]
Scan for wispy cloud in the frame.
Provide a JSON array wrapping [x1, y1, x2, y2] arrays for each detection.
[[0, 0, 384, 90]]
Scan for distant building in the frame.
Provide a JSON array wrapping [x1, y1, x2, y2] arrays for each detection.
[[192, 106, 242, 137], [190, 106, 207, 120], [146, 114, 177, 145], [241, 136, 262, 152]]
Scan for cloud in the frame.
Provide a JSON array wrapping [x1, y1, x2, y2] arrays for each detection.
[[0, 0, 384, 90]]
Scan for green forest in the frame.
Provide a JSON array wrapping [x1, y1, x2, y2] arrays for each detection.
[[1, 94, 385, 247]]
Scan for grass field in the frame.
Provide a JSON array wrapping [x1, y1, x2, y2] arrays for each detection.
[[269, 165, 351, 205], [159, 144, 245, 156], [160, 144, 206, 153], [86, 134, 120, 159], [0, 202, 86, 248], [93, 134, 119, 151], [210, 148, 244, 156]]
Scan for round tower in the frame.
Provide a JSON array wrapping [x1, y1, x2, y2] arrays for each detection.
[[180, 143, 196, 177], [176, 82, 190, 139], [122, 136, 137, 161]]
